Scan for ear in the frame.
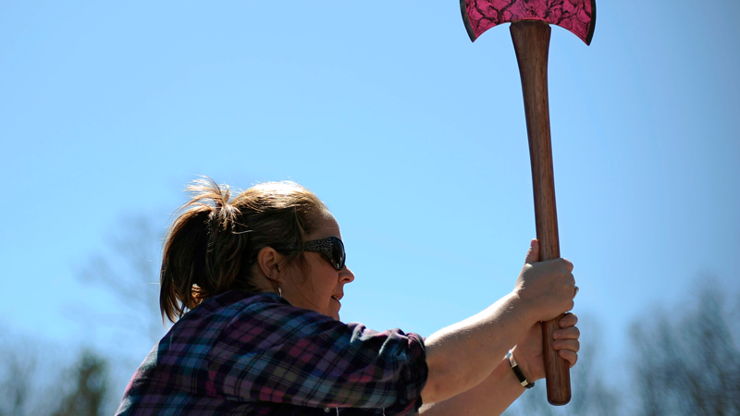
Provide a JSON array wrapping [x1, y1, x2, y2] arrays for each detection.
[[256, 246, 284, 282]]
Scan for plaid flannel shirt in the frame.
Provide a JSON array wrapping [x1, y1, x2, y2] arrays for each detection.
[[115, 291, 428, 416]]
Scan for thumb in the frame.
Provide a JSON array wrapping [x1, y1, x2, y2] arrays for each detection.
[[524, 239, 540, 264]]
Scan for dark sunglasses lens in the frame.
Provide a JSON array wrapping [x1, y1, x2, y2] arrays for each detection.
[[331, 237, 345, 270]]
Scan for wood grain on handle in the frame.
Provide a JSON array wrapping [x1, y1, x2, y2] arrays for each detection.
[[510, 20, 572, 406]]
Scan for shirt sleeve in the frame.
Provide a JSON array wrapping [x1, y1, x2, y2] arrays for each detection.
[[207, 299, 428, 416]]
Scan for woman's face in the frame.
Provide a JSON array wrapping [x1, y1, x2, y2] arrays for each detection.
[[282, 212, 355, 320]]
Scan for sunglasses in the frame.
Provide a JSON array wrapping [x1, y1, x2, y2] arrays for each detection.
[[303, 236, 346, 271], [249, 237, 347, 270]]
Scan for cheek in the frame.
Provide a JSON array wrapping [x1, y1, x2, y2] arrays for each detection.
[[321, 276, 337, 296]]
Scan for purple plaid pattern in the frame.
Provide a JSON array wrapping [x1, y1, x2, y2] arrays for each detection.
[[115, 291, 427, 416]]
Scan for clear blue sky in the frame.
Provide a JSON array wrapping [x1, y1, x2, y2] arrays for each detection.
[[1, 0, 738, 383]]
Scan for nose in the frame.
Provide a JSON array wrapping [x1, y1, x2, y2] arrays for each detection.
[[340, 266, 355, 284]]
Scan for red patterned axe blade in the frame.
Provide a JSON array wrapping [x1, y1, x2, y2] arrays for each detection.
[[461, 0, 596, 44], [460, 0, 596, 407]]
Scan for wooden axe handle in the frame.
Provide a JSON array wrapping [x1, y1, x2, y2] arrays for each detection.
[[510, 20, 572, 406]]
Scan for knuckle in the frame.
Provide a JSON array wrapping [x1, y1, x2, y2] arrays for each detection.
[[559, 258, 574, 272]]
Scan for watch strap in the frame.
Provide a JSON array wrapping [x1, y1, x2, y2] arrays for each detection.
[[506, 350, 535, 389]]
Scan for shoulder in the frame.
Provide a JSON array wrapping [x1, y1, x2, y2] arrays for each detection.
[[213, 291, 353, 351], [179, 291, 425, 356], [201, 292, 428, 413], [205, 292, 426, 363]]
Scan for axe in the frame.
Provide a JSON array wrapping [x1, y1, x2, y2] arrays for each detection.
[[460, 0, 596, 406]]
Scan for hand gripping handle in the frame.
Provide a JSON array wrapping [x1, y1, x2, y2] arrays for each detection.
[[510, 20, 572, 406]]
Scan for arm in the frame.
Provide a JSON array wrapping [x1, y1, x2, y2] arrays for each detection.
[[420, 293, 531, 405], [420, 354, 526, 416], [420, 240, 575, 404], [419, 313, 581, 416]]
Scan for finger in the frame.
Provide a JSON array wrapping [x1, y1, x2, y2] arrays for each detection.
[[553, 339, 581, 353], [524, 239, 539, 264], [558, 312, 579, 328], [553, 326, 580, 341], [558, 350, 579, 368]]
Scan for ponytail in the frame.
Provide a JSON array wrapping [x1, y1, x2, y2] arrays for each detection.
[[160, 177, 326, 323]]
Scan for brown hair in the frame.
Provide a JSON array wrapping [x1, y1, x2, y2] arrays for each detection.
[[159, 177, 327, 323]]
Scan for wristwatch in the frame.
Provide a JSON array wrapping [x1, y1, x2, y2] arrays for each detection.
[[505, 350, 535, 389]]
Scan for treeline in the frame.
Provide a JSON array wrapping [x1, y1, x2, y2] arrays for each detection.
[[0, 337, 111, 416]]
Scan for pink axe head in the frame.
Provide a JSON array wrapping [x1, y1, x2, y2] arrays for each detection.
[[461, 0, 596, 45]]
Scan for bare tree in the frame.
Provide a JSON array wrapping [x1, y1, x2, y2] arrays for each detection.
[[630, 278, 740, 416], [67, 215, 170, 410], [76, 215, 167, 346], [52, 350, 111, 416], [0, 329, 72, 416], [0, 215, 165, 416]]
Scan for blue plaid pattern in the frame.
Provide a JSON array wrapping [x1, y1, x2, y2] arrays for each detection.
[[115, 291, 427, 415]]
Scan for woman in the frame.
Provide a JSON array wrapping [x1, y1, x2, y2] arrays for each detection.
[[116, 178, 580, 415]]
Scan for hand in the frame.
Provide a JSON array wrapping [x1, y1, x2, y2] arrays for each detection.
[[511, 313, 581, 381], [513, 239, 575, 322]]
